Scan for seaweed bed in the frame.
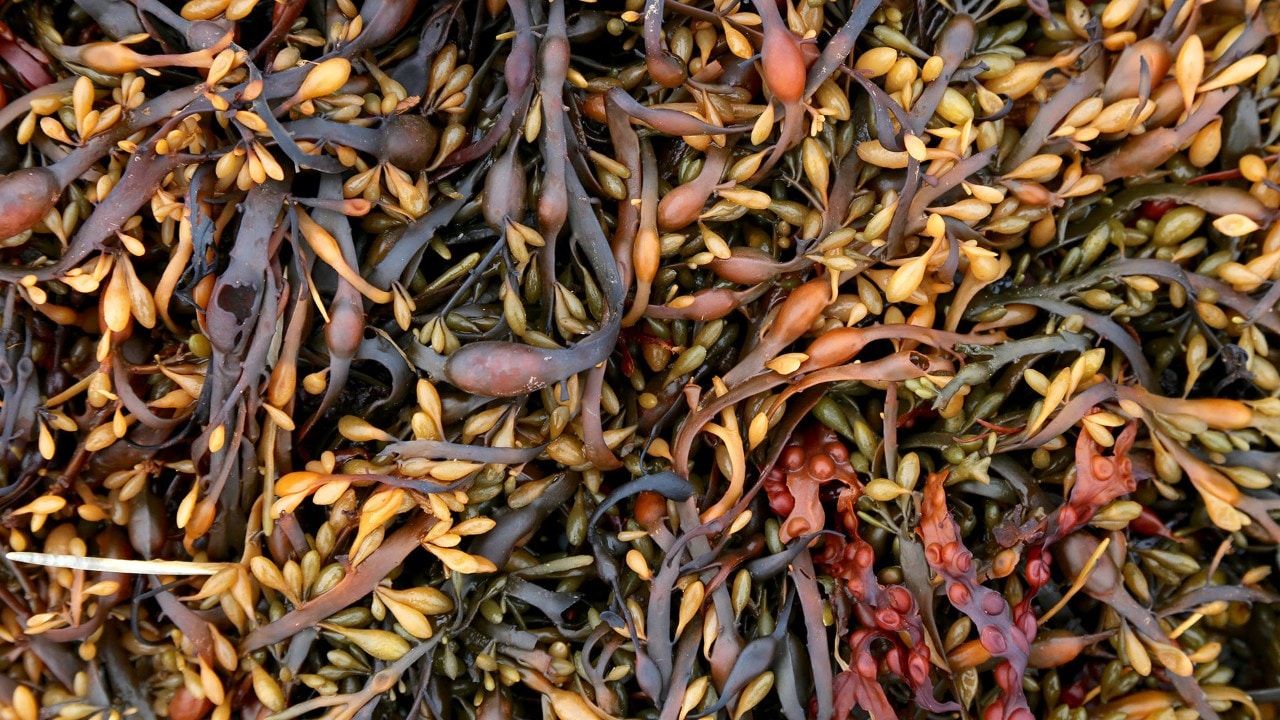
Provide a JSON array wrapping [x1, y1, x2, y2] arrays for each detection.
[[1, 0, 1280, 719]]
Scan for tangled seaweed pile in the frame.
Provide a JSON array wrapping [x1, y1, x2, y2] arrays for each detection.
[[1, 0, 1280, 718]]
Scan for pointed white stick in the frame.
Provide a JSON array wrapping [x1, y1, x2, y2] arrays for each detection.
[[6, 552, 229, 575]]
